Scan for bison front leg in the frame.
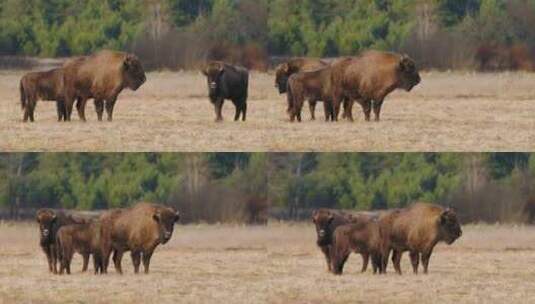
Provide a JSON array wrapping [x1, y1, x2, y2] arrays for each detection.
[[241, 100, 247, 121], [323, 100, 333, 121], [421, 248, 434, 274], [360, 99, 372, 122], [142, 250, 154, 274], [105, 97, 117, 122], [320, 245, 332, 272], [213, 98, 224, 122], [342, 99, 354, 122], [76, 97, 88, 122], [308, 99, 317, 120], [82, 253, 90, 272], [360, 252, 369, 273], [94, 99, 104, 121], [410, 251, 420, 274], [392, 250, 403, 275], [131, 251, 141, 274], [372, 99, 384, 122], [56, 100, 66, 122], [113, 250, 124, 274]]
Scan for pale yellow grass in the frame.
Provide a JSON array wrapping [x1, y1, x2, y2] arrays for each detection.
[[1, 222, 535, 304], [2, 71, 535, 151]]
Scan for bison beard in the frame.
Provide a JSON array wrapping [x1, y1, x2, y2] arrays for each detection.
[[99, 203, 180, 274], [203, 61, 249, 122], [62, 50, 146, 122]]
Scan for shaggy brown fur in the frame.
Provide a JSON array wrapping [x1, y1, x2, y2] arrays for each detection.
[[62, 50, 146, 121], [19, 68, 66, 122], [36, 209, 90, 274], [55, 221, 103, 275], [275, 58, 328, 120], [330, 217, 386, 275], [312, 208, 378, 273], [384, 203, 462, 274], [100, 203, 180, 274], [331, 51, 421, 121]]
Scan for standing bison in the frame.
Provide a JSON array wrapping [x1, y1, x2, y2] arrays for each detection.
[[36, 209, 91, 274], [19, 69, 67, 122], [56, 220, 103, 275], [202, 61, 249, 122], [331, 51, 421, 121], [99, 203, 180, 274], [62, 50, 146, 121], [312, 209, 378, 273], [384, 203, 462, 274], [275, 58, 329, 120]]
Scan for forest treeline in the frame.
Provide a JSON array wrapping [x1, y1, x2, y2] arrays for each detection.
[[2, 0, 535, 70], [1, 153, 534, 223]]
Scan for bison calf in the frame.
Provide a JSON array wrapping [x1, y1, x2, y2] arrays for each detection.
[[386, 203, 462, 274], [287, 67, 335, 122], [330, 218, 386, 275], [312, 209, 377, 273], [202, 61, 249, 122], [100, 203, 180, 274], [56, 221, 103, 275], [19, 69, 66, 122]]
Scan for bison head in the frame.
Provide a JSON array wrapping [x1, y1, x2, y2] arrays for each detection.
[[275, 63, 291, 94], [202, 62, 225, 97], [36, 209, 57, 245], [312, 209, 335, 247], [153, 208, 180, 244], [123, 54, 146, 91], [397, 55, 421, 92], [438, 208, 462, 245]]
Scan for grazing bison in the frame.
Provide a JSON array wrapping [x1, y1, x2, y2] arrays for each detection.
[[202, 61, 249, 122], [331, 51, 421, 121], [286, 66, 336, 122], [100, 203, 180, 274], [330, 217, 386, 275], [56, 221, 103, 275], [62, 50, 146, 121], [275, 58, 329, 120], [19, 69, 67, 122], [384, 203, 462, 274], [36, 209, 90, 274], [312, 209, 377, 273]]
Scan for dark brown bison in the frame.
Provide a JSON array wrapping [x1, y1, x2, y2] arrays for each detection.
[[62, 50, 146, 121], [56, 220, 103, 275], [36, 209, 90, 274], [202, 61, 249, 122], [19, 69, 66, 122], [312, 208, 378, 273], [384, 203, 462, 274], [100, 203, 180, 274], [330, 217, 387, 275], [275, 58, 329, 120], [286, 66, 336, 122], [331, 51, 421, 121]]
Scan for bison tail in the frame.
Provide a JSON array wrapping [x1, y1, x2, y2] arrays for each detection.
[[19, 81, 26, 109]]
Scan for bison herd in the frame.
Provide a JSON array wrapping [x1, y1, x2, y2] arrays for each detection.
[[312, 202, 462, 275], [35, 201, 460, 276], [36, 202, 179, 275], [19, 50, 420, 123]]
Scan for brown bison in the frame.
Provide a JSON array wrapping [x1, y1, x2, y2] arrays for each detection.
[[331, 51, 421, 121], [202, 61, 249, 122], [286, 66, 336, 122], [330, 217, 387, 275], [384, 203, 462, 274], [36, 209, 90, 274], [275, 58, 329, 120], [19, 68, 67, 122], [62, 50, 146, 121], [100, 203, 180, 274], [56, 220, 103, 275], [312, 208, 378, 273]]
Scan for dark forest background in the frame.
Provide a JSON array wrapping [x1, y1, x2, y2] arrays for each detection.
[[2, 0, 535, 70], [2, 153, 535, 224]]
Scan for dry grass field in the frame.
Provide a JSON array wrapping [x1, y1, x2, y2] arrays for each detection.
[[2, 70, 535, 152], [1, 222, 535, 304]]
